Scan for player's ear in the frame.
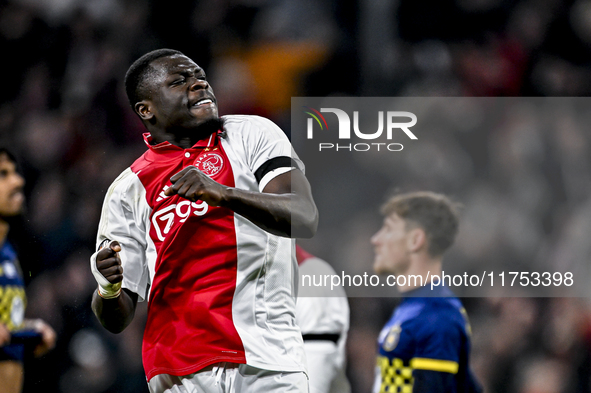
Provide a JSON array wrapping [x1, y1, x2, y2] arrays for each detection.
[[135, 101, 154, 121], [407, 227, 427, 253]]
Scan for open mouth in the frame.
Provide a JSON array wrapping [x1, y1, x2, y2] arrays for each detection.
[[192, 98, 214, 107], [10, 190, 24, 204]]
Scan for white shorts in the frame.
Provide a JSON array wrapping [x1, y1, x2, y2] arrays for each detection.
[[148, 363, 309, 393]]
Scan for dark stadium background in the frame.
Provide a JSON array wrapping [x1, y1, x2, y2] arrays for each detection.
[[1, 0, 591, 392]]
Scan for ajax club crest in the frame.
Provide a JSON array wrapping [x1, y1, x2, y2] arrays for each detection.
[[195, 151, 224, 178]]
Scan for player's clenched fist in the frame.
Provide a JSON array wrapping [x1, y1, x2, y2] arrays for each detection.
[[90, 240, 123, 299], [164, 166, 226, 206]]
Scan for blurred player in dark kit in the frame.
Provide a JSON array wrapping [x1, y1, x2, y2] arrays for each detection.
[[0, 148, 56, 393], [371, 191, 481, 393], [90, 49, 318, 393]]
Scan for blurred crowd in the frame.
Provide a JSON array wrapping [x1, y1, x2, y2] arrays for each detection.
[[0, 0, 591, 392]]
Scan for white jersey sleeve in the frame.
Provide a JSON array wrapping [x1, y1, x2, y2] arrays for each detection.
[[296, 257, 351, 393], [296, 257, 349, 334], [91, 168, 153, 301], [225, 115, 304, 191]]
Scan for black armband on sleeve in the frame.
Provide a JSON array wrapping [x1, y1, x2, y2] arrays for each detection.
[[302, 333, 341, 344], [254, 156, 297, 184]]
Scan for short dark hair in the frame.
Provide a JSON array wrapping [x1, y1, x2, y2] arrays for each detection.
[[381, 191, 460, 257], [124, 48, 185, 109], [0, 148, 17, 165]]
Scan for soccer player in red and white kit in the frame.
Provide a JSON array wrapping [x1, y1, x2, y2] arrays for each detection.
[[90, 49, 318, 393]]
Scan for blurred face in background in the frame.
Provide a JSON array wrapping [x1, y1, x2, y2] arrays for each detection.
[[371, 213, 413, 275], [0, 153, 25, 218]]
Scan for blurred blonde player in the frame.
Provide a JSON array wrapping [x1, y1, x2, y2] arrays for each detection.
[[296, 245, 351, 393], [371, 191, 481, 393], [0, 148, 56, 393]]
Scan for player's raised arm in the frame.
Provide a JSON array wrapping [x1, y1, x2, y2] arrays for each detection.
[[259, 168, 318, 238], [90, 241, 138, 333], [164, 166, 318, 238]]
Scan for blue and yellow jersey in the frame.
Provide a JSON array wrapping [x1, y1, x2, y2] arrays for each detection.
[[0, 241, 27, 361], [374, 285, 481, 393]]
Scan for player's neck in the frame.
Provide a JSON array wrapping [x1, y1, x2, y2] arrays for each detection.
[[150, 130, 212, 149], [397, 255, 442, 293], [0, 219, 9, 246], [150, 118, 223, 149]]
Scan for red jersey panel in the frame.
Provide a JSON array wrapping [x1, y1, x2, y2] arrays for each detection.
[[132, 132, 245, 378]]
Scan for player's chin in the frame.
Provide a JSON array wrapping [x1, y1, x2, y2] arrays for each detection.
[[0, 200, 24, 217], [190, 103, 218, 118], [0, 209, 23, 220], [373, 260, 385, 275]]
